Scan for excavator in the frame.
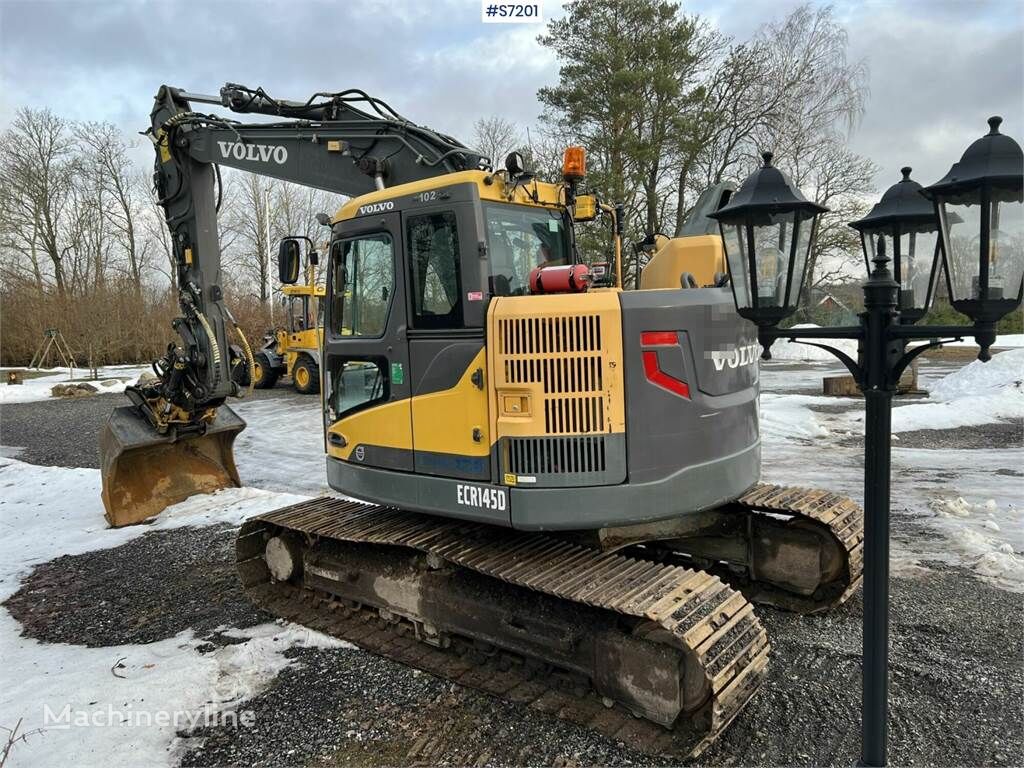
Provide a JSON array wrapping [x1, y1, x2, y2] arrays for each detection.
[[99, 83, 864, 757]]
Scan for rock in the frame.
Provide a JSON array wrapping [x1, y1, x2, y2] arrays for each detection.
[[50, 382, 99, 398]]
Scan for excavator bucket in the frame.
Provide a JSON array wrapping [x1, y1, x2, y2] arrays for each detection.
[[100, 405, 246, 527]]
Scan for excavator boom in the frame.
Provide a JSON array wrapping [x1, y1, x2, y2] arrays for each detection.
[[100, 83, 487, 526]]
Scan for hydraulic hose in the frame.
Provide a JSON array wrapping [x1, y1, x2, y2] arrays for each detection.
[[194, 309, 222, 388], [233, 320, 257, 397]]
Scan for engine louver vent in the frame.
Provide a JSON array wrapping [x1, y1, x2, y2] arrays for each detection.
[[506, 435, 607, 476]]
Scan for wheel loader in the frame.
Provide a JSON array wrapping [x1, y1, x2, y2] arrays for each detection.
[[98, 83, 863, 757], [250, 252, 325, 394]]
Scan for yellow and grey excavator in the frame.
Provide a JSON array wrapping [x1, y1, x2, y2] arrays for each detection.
[[99, 83, 863, 756]]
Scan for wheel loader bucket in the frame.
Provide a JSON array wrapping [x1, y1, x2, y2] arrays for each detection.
[[100, 405, 246, 528]]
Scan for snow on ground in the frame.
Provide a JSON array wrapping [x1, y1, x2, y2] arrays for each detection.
[[0, 365, 151, 404], [232, 396, 331, 496], [0, 456, 356, 768], [758, 393, 844, 440], [0, 349, 1020, 763], [759, 353, 1023, 592]]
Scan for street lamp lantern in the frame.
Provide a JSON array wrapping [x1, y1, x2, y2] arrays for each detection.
[[850, 167, 943, 324], [922, 116, 1024, 357], [709, 151, 827, 334], [712, 116, 1018, 768]]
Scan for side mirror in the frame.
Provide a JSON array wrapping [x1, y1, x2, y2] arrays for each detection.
[[278, 238, 301, 284]]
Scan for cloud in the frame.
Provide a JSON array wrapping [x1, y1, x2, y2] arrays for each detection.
[[0, 0, 557, 147], [0, 0, 1020, 199]]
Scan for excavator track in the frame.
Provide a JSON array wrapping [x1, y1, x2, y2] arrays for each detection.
[[237, 498, 771, 757], [735, 483, 864, 612], [648, 484, 864, 614]]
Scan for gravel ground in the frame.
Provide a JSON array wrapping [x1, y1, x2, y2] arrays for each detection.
[[4, 522, 1021, 767], [2, 372, 1022, 767], [894, 419, 1023, 450]]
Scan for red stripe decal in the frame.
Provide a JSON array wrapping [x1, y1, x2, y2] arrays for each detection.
[[642, 351, 691, 399], [640, 331, 678, 347]]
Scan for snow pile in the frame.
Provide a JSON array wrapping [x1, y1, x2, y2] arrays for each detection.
[[929, 348, 1024, 399], [928, 495, 1024, 592], [765, 324, 859, 362], [758, 392, 835, 440], [0, 365, 151, 404], [0, 457, 359, 768], [889, 348, 1024, 432]]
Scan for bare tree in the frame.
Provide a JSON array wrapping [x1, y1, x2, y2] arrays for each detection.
[[472, 116, 521, 170], [80, 122, 146, 296], [222, 173, 275, 303], [0, 108, 79, 296], [139, 169, 177, 291]]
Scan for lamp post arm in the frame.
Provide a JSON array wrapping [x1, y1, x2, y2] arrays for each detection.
[[761, 325, 863, 340], [757, 324, 864, 379], [887, 324, 971, 340], [887, 337, 963, 385]]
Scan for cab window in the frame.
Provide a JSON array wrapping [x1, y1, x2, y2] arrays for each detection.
[[483, 203, 569, 296], [407, 211, 463, 328], [329, 234, 394, 337]]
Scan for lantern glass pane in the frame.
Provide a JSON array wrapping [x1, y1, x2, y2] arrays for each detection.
[[988, 196, 1024, 302], [723, 223, 753, 309], [752, 211, 795, 308], [896, 229, 938, 310], [788, 214, 814, 307], [941, 201, 981, 302]]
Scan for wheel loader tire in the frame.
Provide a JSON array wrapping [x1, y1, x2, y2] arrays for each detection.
[[252, 353, 280, 389], [292, 355, 320, 395]]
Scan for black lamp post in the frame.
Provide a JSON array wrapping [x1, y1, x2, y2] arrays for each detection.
[[711, 119, 1023, 768]]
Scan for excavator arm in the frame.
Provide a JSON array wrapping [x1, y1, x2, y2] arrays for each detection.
[[100, 83, 487, 526]]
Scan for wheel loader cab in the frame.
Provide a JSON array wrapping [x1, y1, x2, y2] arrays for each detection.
[[323, 170, 761, 531]]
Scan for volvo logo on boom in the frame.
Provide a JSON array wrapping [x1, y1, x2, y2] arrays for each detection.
[[217, 141, 288, 165], [357, 201, 394, 216], [709, 343, 759, 371]]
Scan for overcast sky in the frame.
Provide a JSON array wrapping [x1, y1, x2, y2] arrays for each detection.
[[1, 0, 1021, 195]]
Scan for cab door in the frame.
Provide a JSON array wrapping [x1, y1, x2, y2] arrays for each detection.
[[323, 212, 414, 472], [403, 201, 492, 483]]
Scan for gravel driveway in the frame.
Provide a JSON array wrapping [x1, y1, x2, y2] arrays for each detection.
[[1, 374, 1021, 767]]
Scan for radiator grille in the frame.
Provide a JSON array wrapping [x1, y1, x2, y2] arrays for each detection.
[[497, 314, 606, 436], [506, 436, 607, 476], [503, 356, 604, 394], [544, 395, 604, 433], [498, 315, 602, 356]]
